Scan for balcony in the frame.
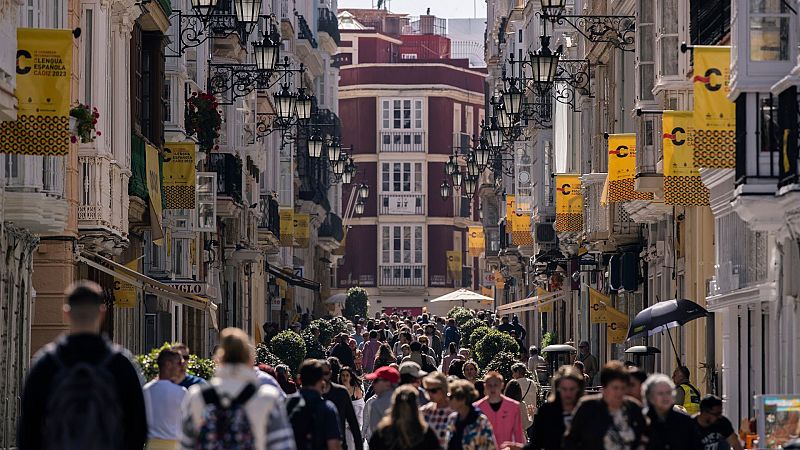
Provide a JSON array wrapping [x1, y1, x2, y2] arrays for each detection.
[[318, 7, 341, 50], [296, 14, 318, 48], [379, 130, 425, 152], [484, 226, 500, 259], [318, 212, 344, 252], [379, 264, 425, 287], [690, 0, 730, 46], [379, 193, 425, 215], [209, 153, 243, 218], [0, 155, 69, 234], [257, 194, 280, 250]]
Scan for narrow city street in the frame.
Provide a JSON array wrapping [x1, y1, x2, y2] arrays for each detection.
[[1, 0, 799, 448]]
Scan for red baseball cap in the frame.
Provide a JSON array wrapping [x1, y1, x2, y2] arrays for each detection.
[[365, 366, 400, 384]]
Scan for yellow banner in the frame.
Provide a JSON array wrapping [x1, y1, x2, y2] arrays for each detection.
[[468, 226, 485, 257], [0, 29, 72, 155], [505, 195, 516, 221], [447, 251, 462, 283], [663, 111, 710, 206], [293, 213, 310, 247], [146, 144, 164, 244], [555, 174, 583, 232], [607, 134, 653, 202], [537, 287, 553, 313], [494, 270, 505, 289], [481, 286, 493, 298], [606, 306, 629, 344], [279, 209, 294, 246], [693, 46, 735, 169], [589, 287, 611, 324], [113, 259, 140, 308], [163, 142, 196, 209]]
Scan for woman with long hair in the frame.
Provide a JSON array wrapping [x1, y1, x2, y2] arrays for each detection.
[[462, 360, 484, 398], [340, 366, 366, 450], [367, 385, 440, 450], [373, 342, 396, 372], [442, 342, 462, 374]]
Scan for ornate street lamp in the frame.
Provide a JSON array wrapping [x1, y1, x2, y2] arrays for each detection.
[[452, 167, 463, 187], [295, 88, 313, 120], [496, 101, 513, 130], [474, 138, 491, 170], [327, 138, 342, 162], [445, 155, 457, 176], [190, 0, 218, 21], [466, 154, 479, 178], [463, 176, 478, 199], [233, 0, 262, 32], [486, 117, 504, 150], [529, 36, 561, 89], [355, 200, 365, 215], [274, 84, 296, 120], [502, 83, 524, 118], [342, 161, 356, 184], [540, 0, 567, 15], [440, 180, 451, 200], [252, 36, 280, 72], [307, 131, 324, 158], [358, 183, 370, 199]]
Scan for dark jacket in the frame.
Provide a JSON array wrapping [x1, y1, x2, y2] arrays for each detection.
[[644, 407, 703, 450], [444, 326, 461, 348], [324, 382, 364, 450], [530, 400, 567, 450], [563, 394, 646, 450], [17, 333, 147, 450], [331, 343, 355, 368]]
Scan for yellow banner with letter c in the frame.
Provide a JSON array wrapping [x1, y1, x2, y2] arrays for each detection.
[[113, 259, 140, 308], [468, 226, 485, 257], [554, 174, 583, 231], [607, 134, 653, 202], [163, 142, 197, 209], [692, 46, 735, 169], [146, 144, 164, 244], [662, 111, 710, 206]]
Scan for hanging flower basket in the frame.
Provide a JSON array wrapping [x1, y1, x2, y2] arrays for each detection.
[[69, 104, 101, 143], [185, 91, 222, 152]]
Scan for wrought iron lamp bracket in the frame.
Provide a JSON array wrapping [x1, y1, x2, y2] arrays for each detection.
[[208, 57, 304, 105], [540, 12, 635, 52]]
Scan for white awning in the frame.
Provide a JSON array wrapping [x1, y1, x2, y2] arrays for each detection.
[[78, 251, 219, 330], [496, 290, 569, 316]]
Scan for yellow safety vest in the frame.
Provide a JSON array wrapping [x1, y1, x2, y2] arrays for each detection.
[[679, 383, 701, 415]]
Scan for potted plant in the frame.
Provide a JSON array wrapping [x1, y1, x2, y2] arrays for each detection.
[[69, 104, 101, 143], [185, 91, 222, 152]]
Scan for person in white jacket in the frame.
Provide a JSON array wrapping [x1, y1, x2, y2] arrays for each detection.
[[180, 328, 296, 450]]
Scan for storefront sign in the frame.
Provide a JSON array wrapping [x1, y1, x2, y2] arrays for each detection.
[[164, 281, 207, 296]]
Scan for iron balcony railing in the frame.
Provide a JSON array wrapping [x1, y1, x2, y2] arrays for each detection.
[[317, 7, 340, 45], [379, 193, 425, 215], [379, 130, 425, 152], [297, 14, 318, 48], [257, 194, 280, 237], [379, 264, 425, 287], [735, 93, 783, 187], [209, 153, 243, 203]]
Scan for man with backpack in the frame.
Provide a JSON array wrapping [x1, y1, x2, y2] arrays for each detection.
[[287, 359, 342, 450], [17, 280, 148, 450]]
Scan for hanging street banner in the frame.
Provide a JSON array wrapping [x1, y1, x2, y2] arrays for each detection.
[[293, 213, 310, 247], [0, 28, 72, 155], [446, 250, 462, 283], [607, 134, 653, 202], [163, 142, 197, 209], [505, 195, 516, 222], [663, 111, 710, 206], [589, 287, 611, 324], [468, 226, 485, 257], [555, 174, 583, 232], [279, 208, 294, 246], [506, 194, 533, 245], [145, 144, 164, 244], [113, 259, 140, 308], [693, 46, 736, 169], [606, 306, 630, 344]]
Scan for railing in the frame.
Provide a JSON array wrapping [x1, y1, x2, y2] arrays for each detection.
[[209, 152, 243, 203], [379, 130, 425, 152], [317, 7, 341, 46], [379, 264, 425, 287], [319, 212, 344, 241], [379, 193, 425, 215], [297, 14, 318, 48], [404, 16, 447, 36], [257, 194, 280, 237], [735, 93, 781, 186]]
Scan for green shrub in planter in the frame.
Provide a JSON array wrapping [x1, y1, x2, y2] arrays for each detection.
[[344, 287, 369, 321], [474, 329, 520, 369], [460, 318, 485, 348], [540, 331, 557, 359], [328, 316, 350, 338], [469, 326, 492, 350], [270, 330, 307, 372], [483, 351, 518, 382], [310, 319, 336, 347], [302, 330, 326, 360], [255, 343, 285, 368], [135, 343, 216, 382], [447, 306, 473, 327]]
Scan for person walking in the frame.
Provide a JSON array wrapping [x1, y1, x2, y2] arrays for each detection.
[[475, 371, 525, 448], [574, 341, 599, 385], [331, 333, 356, 369], [462, 360, 484, 398], [339, 367, 365, 450], [276, 364, 298, 394], [503, 380, 533, 432], [424, 324, 443, 363], [563, 361, 646, 450], [372, 343, 396, 372], [694, 395, 744, 450], [641, 373, 702, 450], [361, 366, 400, 441], [286, 359, 342, 450], [672, 366, 702, 416], [511, 316, 526, 343], [442, 342, 463, 374], [446, 379, 498, 450], [17, 281, 147, 450], [420, 372, 453, 448], [143, 348, 187, 450], [361, 331, 381, 373], [172, 342, 208, 389], [444, 318, 461, 349], [404, 341, 436, 373], [367, 385, 441, 450], [181, 327, 295, 450], [511, 363, 538, 419], [321, 359, 364, 450], [527, 346, 548, 385]]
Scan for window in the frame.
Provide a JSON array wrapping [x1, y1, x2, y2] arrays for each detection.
[[196, 172, 217, 232], [381, 98, 424, 130], [749, 0, 791, 61], [637, 0, 655, 101], [173, 238, 191, 278], [381, 162, 423, 192], [20, 0, 40, 27], [381, 225, 424, 264], [146, 231, 166, 273], [657, 0, 679, 77]]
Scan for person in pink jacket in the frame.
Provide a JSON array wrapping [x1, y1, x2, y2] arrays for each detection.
[[474, 371, 525, 448]]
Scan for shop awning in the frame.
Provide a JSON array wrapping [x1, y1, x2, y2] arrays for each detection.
[[266, 263, 320, 292], [495, 290, 569, 316], [78, 251, 219, 330]]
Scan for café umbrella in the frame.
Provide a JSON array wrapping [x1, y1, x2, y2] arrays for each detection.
[[430, 288, 494, 307]]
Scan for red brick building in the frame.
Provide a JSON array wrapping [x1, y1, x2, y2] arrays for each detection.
[[334, 10, 488, 316]]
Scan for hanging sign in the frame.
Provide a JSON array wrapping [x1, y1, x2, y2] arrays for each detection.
[[468, 226, 485, 257], [163, 142, 197, 209], [663, 111, 710, 206], [606, 306, 630, 345], [146, 144, 164, 244], [589, 287, 611, 324], [554, 174, 583, 232], [293, 213, 310, 247], [279, 208, 294, 246], [693, 46, 736, 169], [0, 28, 72, 155], [607, 134, 653, 202], [446, 250, 462, 283], [536, 287, 553, 313], [113, 259, 140, 308]]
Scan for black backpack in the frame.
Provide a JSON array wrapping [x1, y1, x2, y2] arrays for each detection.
[[195, 384, 257, 450], [286, 392, 326, 450], [43, 347, 123, 450]]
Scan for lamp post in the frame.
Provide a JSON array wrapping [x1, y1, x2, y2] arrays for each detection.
[[445, 155, 457, 176], [463, 176, 477, 199], [485, 117, 504, 150], [528, 36, 561, 93], [452, 167, 464, 187], [474, 137, 491, 170], [190, 0, 218, 21], [355, 200, 365, 215], [233, 0, 262, 33], [327, 138, 342, 163], [358, 183, 370, 199]]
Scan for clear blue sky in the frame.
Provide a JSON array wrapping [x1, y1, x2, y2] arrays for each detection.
[[338, 0, 486, 18]]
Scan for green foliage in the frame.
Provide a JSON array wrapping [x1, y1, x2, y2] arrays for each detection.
[[328, 316, 350, 338], [344, 287, 369, 321], [310, 318, 336, 347], [469, 326, 492, 350], [270, 330, 307, 372], [302, 330, 326, 360], [135, 342, 216, 382], [541, 331, 557, 359], [483, 351, 518, 382], [474, 329, 520, 369], [447, 306, 473, 327], [255, 343, 285, 368], [460, 318, 485, 349]]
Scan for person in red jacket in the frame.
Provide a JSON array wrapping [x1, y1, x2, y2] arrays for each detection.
[[474, 371, 525, 448]]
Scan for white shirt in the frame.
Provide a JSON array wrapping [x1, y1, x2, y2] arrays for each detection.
[[144, 379, 187, 440]]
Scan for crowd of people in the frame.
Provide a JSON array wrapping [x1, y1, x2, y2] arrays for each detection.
[[16, 280, 748, 450]]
